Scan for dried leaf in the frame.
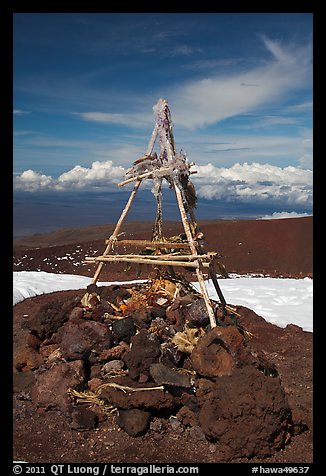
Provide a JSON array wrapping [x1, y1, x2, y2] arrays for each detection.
[[172, 325, 204, 354]]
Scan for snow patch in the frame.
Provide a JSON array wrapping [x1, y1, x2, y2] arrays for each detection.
[[13, 271, 313, 333]]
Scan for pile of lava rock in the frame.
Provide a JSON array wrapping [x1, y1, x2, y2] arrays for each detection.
[[14, 273, 297, 460]]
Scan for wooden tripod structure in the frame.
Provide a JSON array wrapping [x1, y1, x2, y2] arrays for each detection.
[[85, 99, 227, 329]]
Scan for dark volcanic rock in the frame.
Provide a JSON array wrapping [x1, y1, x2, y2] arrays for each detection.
[[117, 409, 151, 436], [69, 407, 99, 431], [148, 306, 166, 319], [160, 342, 184, 367], [165, 307, 184, 329], [59, 319, 112, 361], [98, 285, 131, 305], [112, 317, 136, 344], [102, 359, 124, 373], [150, 363, 191, 388], [183, 299, 210, 326], [122, 329, 161, 380]]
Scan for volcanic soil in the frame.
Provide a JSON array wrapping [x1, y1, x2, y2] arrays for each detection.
[[13, 217, 313, 464]]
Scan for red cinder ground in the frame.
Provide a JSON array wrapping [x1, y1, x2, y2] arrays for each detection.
[[13, 217, 313, 463]]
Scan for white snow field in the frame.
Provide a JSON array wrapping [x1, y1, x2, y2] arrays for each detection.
[[13, 271, 313, 332]]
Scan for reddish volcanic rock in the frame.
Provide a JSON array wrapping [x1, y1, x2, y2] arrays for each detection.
[[190, 326, 246, 378], [195, 367, 292, 460], [31, 360, 86, 410]]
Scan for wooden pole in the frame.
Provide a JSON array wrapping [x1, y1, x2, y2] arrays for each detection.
[[105, 239, 196, 249], [91, 179, 142, 284], [152, 179, 163, 241], [173, 180, 217, 328], [154, 102, 217, 327], [86, 256, 206, 268], [91, 125, 158, 284], [118, 167, 170, 187], [87, 253, 215, 261]]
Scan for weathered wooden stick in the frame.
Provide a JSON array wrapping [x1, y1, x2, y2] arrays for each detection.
[[155, 103, 217, 327], [152, 179, 163, 241], [147, 124, 159, 156], [87, 253, 215, 261], [85, 256, 207, 268], [118, 168, 197, 187], [92, 179, 142, 283], [118, 167, 170, 187], [173, 179, 217, 328], [225, 305, 241, 317], [91, 125, 158, 284], [105, 239, 196, 249]]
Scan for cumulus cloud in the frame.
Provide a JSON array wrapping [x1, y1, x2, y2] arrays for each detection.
[[14, 170, 52, 192], [14, 160, 313, 210], [192, 162, 312, 206], [258, 211, 312, 220], [13, 161, 125, 192], [56, 160, 125, 189]]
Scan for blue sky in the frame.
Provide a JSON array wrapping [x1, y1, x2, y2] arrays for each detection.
[[13, 12, 313, 212]]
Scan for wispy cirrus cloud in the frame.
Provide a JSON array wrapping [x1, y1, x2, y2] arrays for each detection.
[[184, 58, 243, 70], [13, 109, 30, 115], [72, 36, 311, 133], [283, 101, 313, 113], [74, 111, 151, 128], [244, 115, 302, 128], [168, 37, 312, 129], [175, 129, 313, 170], [163, 45, 203, 57]]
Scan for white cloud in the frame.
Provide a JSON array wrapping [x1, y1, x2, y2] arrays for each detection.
[[249, 116, 302, 128], [164, 45, 203, 57], [284, 101, 313, 113], [55, 160, 125, 190], [13, 109, 30, 115], [169, 37, 311, 129], [173, 128, 313, 171], [184, 58, 242, 70], [70, 37, 311, 135], [14, 160, 313, 210], [192, 162, 312, 206], [258, 211, 312, 220], [298, 137, 313, 169], [74, 111, 151, 128], [14, 169, 52, 192], [13, 161, 125, 192]]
